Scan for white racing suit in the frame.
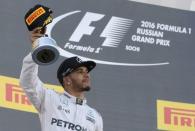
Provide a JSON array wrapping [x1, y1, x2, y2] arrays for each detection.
[[19, 53, 103, 131]]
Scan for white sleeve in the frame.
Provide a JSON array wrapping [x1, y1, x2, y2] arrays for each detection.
[[96, 112, 103, 131], [19, 53, 46, 112]]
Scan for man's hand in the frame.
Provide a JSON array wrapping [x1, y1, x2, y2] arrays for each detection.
[[29, 27, 46, 43]]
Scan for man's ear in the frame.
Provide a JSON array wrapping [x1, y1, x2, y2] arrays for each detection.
[[63, 76, 71, 86]]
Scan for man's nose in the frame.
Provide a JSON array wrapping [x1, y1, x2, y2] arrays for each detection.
[[84, 72, 90, 78]]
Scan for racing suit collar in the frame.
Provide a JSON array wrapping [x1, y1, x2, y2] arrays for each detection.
[[64, 91, 87, 105]]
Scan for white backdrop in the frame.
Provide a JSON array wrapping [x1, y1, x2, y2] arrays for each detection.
[[129, 0, 195, 11]]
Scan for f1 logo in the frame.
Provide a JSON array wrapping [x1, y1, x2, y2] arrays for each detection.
[[69, 12, 133, 47], [69, 12, 104, 43]]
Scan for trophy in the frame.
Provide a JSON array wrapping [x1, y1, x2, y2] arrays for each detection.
[[31, 36, 59, 65], [25, 4, 59, 65]]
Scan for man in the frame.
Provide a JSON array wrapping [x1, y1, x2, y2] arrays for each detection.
[[20, 4, 103, 131]]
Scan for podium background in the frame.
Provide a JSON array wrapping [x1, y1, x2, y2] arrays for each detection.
[[0, 0, 195, 131]]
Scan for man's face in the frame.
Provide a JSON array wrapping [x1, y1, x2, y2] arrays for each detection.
[[68, 66, 91, 91]]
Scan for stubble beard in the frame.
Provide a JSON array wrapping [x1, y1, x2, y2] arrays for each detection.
[[79, 86, 91, 92], [71, 79, 91, 92]]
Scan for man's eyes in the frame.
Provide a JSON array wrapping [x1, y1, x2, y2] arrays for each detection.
[[74, 69, 86, 74]]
